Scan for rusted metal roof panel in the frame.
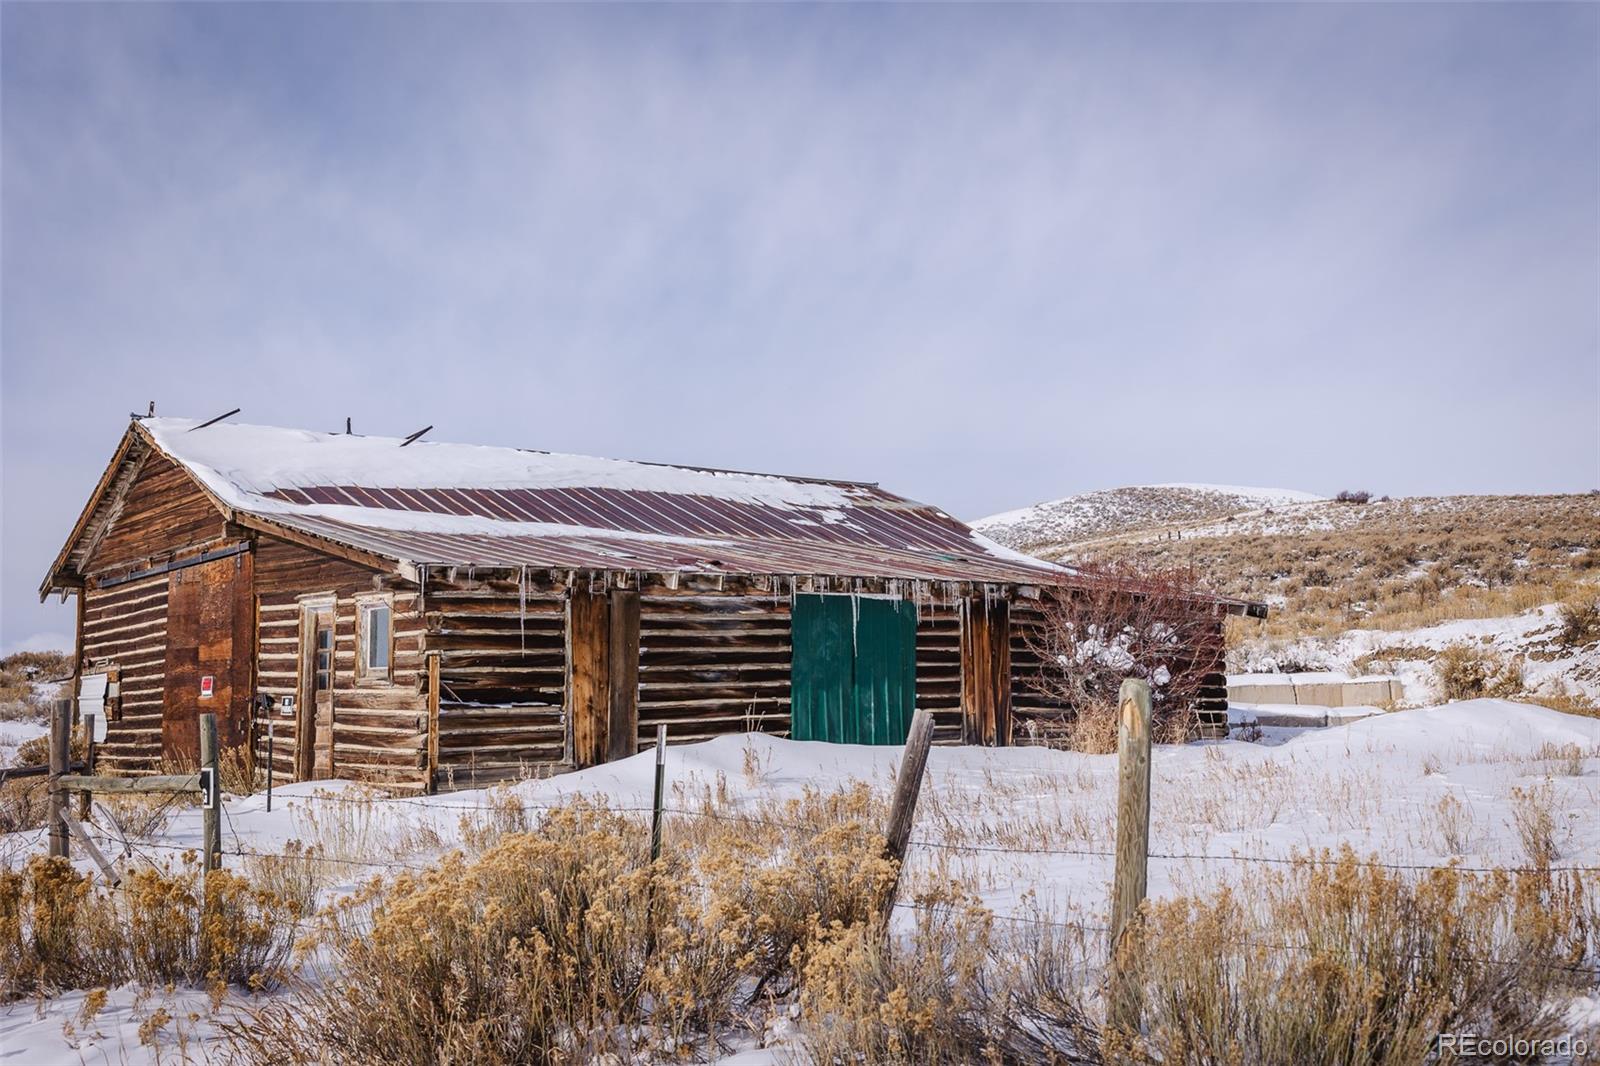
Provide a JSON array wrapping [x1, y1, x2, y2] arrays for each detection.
[[266, 512, 1066, 586], [249, 483, 1063, 584]]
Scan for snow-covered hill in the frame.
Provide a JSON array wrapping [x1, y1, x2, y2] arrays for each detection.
[[973, 483, 1324, 553], [974, 487, 1600, 708]]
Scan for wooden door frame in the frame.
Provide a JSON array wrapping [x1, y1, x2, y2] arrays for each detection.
[[295, 596, 335, 781]]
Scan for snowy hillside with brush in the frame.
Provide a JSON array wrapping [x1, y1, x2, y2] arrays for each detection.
[[973, 483, 1324, 554], [977, 485, 1600, 712]]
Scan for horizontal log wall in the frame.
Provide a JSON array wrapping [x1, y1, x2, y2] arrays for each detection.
[[1007, 598, 1074, 743], [637, 594, 792, 748], [82, 573, 170, 774], [75, 453, 233, 775], [915, 603, 963, 742], [253, 538, 427, 791], [424, 584, 566, 789]]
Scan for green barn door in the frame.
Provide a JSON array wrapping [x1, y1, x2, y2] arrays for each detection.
[[791, 594, 916, 745]]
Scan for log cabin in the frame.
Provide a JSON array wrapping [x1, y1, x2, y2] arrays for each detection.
[[41, 417, 1257, 792]]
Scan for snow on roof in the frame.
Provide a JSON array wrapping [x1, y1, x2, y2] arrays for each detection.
[[133, 417, 1071, 584], [142, 418, 864, 511]]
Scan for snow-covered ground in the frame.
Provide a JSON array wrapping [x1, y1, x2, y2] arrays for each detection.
[[0, 717, 48, 766], [4, 699, 1598, 1062], [1234, 603, 1600, 704]]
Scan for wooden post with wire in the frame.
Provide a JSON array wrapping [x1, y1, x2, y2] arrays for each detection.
[[1107, 677, 1153, 1035], [879, 707, 935, 927], [47, 699, 71, 859], [199, 713, 222, 872], [650, 724, 667, 861]]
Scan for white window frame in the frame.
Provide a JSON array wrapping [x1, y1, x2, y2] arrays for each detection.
[[356, 595, 394, 684]]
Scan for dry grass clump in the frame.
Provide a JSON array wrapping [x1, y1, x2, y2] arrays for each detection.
[[1520, 687, 1600, 719], [456, 783, 532, 851], [288, 787, 398, 874], [1432, 793, 1474, 855], [0, 855, 305, 1001], [692, 783, 897, 999], [225, 793, 899, 1065], [1433, 643, 1525, 701], [1558, 597, 1600, 648], [0, 779, 50, 837], [2, 730, 87, 837], [1118, 851, 1595, 1065], [12, 727, 85, 769], [798, 890, 1101, 1064], [92, 791, 182, 848], [219, 745, 259, 796], [791, 849, 1597, 1065], [1508, 782, 1561, 870]]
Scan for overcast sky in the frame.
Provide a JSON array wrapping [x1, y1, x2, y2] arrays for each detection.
[[3, 3, 1597, 654]]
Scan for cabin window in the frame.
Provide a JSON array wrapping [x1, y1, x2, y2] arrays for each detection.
[[359, 601, 392, 681], [315, 627, 333, 691]]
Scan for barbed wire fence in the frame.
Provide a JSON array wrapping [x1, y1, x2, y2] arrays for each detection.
[[15, 701, 1600, 985], [24, 770, 1600, 982]]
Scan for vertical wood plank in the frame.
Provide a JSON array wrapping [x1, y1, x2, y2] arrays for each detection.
[[325, 599, 338, 779], [566, 586, 610, 768], [426, 651, 441, 792], [607, 590, 640, 762], [959, 596, 1011, 746], [295, 607, 315, 782]]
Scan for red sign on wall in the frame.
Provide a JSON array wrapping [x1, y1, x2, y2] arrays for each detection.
[[200, 675, 215, 699]]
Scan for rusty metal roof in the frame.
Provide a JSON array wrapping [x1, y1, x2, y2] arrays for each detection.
[[131, 418, 1073, 587]]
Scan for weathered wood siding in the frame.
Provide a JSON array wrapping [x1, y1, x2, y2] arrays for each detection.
[[162, 552, 255, 763], [81, 573, 170, 774], [636, 594, 792, 748], [1008, 598, 1074, 741], [76, 453, 239, 775], [424, 584, 565, 789], [253, 538, 427, 790], [915, 603, 964, 743], [88, 454, 230, 577], [960, 597, 1012, 746]]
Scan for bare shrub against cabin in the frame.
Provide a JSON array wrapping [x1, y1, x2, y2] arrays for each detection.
[[1020, 562, 1225, 751]]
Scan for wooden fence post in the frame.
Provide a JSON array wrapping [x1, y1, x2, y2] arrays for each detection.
[[48, 699, 71, 859], [1108, 678, 1153, 1034], [77, 709, 96, 820], [879, 707, 935, 927], [650, 724, 667, 861], [199, 712, 221, 872]]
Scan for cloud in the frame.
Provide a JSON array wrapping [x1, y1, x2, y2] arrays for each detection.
[[3, 3, 1596, 648], [1, 632, 74, 658]]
